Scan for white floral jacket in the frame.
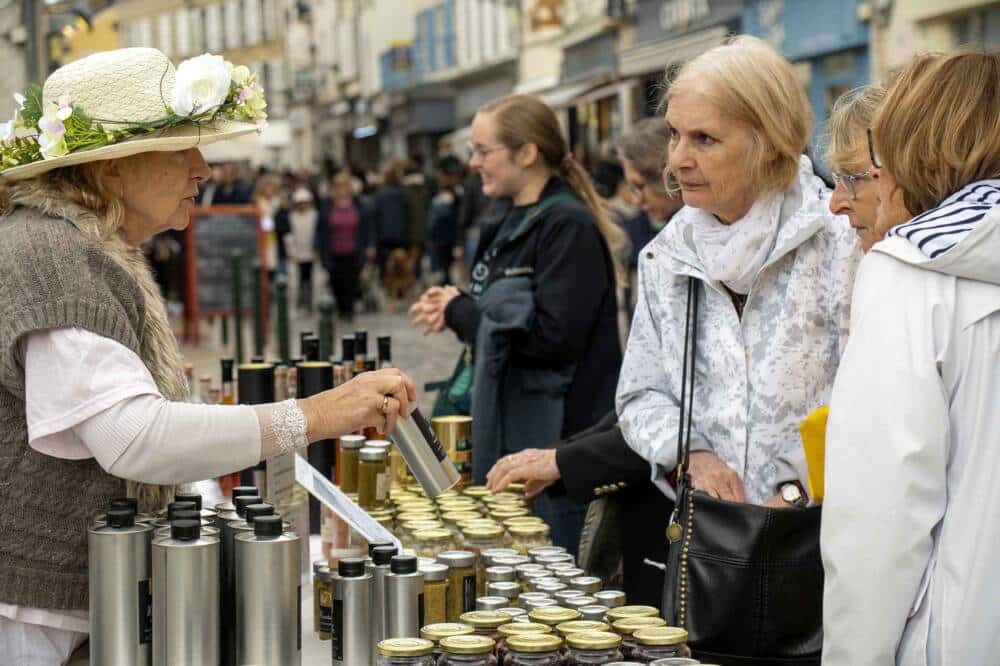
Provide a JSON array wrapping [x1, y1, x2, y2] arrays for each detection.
[[616, 157, 862, 504]]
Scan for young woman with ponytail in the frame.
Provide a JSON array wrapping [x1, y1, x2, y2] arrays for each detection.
[[410, 94, 625, 554]]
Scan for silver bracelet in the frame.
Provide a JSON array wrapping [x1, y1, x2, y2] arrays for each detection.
[[269, 399, 309, 455]]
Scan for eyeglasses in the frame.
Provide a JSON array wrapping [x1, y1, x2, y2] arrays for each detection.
[[831, 169, 873, 200], [467, 142, 508, 160], [627, 178, 668, 198], [867, 128, 882, 169]]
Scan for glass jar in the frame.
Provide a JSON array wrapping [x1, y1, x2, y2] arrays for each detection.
[[486, 565, 517, 584], [459, 610, 512, 643], [496, 621, 554, 664], [461, 525, 506, 587], [593, 590, 625, 609], [528, 607, 583, 629], [535, 582, 568, 596], [528, 546, 566, 561], [420, 622, 474, 661], [504, 634, 564, 666], [358, 446, 389, 510], [564, 631, 623, 665], [412, 528, 455, 558], [631, 627, 692, 662], [567, 577, 601, 595], [442, 511, 483, 537], [647, 659, 700, 665], [438, 550, 478, 621], [611, 617, 667, 659], [493, 554, 531, 568], [401, 520, 445, 546], [377, 637, 436, 665], [556, 620, 611, 643], [490, 505, 531, 520], [520, 570, 550, 592], [477, 596, 511, 611], [438, 634, 497, 665], [552, 590, 584, 605], [553, 569, 586, 583], [461, 485, 492, 501], [397, 511, 440, 524], [577, 606, 610, 623], [498, 606, 528, 622], [488, 581, 521, 603], [481, 548, 520, 568], [313, 564, 333, 639], [419, 563, 450, 626], [563, 597, 598, 612], [508, 524, 553, 556], [338, 434, 365, 493]]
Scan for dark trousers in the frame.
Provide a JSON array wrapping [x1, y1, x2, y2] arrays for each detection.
[[330, 255, 359, 318], [297, 261, 313, 310], [433, 243, 454, 285]]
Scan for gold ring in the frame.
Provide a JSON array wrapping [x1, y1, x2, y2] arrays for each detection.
[[380, 395, 390, 415]]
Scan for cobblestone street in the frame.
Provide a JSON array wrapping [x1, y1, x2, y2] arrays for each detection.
[[176, 284, 463, 414]]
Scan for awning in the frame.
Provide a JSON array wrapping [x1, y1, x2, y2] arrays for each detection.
[[619, 25, 729, 78], [535, 78, 608, 110]]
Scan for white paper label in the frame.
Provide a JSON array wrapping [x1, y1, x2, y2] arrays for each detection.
[[293, 455, 401, 550], [266, 452, 296, 507]]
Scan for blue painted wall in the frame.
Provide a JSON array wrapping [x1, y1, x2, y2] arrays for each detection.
[[743, 0, 872, 170]]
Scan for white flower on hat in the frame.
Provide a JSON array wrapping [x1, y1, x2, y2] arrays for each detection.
[[37, 98, 73, 159], [171, 54, 233, 117]]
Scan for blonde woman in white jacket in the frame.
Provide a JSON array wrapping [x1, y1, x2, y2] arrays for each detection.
[[822, 51, 1000, 666], [616, 36, 861, 507]]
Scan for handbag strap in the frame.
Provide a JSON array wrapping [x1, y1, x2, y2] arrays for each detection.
[[675, 276, 701, 481]]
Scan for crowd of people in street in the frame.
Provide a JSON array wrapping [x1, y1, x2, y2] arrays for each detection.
[[1, 33, 997, 666]]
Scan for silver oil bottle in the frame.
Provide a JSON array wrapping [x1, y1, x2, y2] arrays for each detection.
[[152, 520, 219, 666], [234, 515, 301, 666], [221, 499, 270, 666], [386, 555, 424, 639], [389, 407, 460, 497], [367, 544, 397, 657], [89, 508, 153, 666], [331, 557, 372, 666]]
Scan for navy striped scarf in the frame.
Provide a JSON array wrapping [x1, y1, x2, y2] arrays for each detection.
[[889, 180, 1000, 258]]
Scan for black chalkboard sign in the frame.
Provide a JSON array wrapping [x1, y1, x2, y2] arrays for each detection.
[[183, 206, 266, 343]]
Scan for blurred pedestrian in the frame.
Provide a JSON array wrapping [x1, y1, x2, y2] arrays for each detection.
[[284, 187, 318, 313], [822, 51, 1000, 666], [457, 165, 492, 263], [410, 94, 627, 555], [318, 172, 370, 320], [427, 155, 465, 285], [372, 160, 410, 276], [404, 157, 431, 284], [824, 85, 887, 251], [253, 174, 284, 278]]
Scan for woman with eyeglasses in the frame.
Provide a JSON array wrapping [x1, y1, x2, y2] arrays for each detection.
[[822, 51, 1000, 666], [825, 85, 887, 251], [410, 94, 627, 555]]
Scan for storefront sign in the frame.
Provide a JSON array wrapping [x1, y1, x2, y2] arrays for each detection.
[[634, 0, 741, 45]]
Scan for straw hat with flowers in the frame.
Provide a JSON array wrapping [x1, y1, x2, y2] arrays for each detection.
[[0, 47, 267, 181]]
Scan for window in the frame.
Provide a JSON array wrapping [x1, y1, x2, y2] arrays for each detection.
[[243, 0, 262, 45], [953, 7, 1000, 49], [189, 8, 205, 54], [205, 4, 223, 51], [136, 18, 153, 48], [262, 0, 278, 41], [175, 9, 190, 55], [157, 13, 173, 55], [224, 0, 242, 50]]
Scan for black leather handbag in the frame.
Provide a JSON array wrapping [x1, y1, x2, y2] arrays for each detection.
[[662, 276, 824, 666]]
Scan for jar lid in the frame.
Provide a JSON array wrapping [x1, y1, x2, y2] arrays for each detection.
[[441, 511, 481, 522], [494, 555, 531, 567], [366, 439, 392, 449], [396, 512, 438, 523], [523, 598, 558, 611], [556, 620, 611, 636], [488, 581, 521, 599], [476, 596, 510, 610], [507, 482, 527, 494], [359, 446, 387, 461], [482, 491, 520, 502], [554, 568, 586, 580], [498, 621, 553, 637], [634, 626, 689, 646], [553, 590, 585, 602], [419, 563, 449, 581], [402, 520, 445, 532], [565, 596, 598, 609], [456, 519, 500, 531], [535, 582, 567, 594], [578, 605, 611, 621], [413, 528, 452, 542], [420, 622, 474, 641], [490, 507, 531, 518], [508, 524, 550, 536], [506, 633, 563, 653], [437, 550, 476, 568], [611, 616, 667, 635], [516, 563, 546, 573], [566, 630, 622, 650], [528, 545, 566, 557], [498, 606, 528, 620], [437, 502, 479, 513], [528, 606, 583, 626], [340, 434, 366, 449], [485, 565, 517, 581], [459, 610, 512, 628], [377, 637, 435, 656], [462, 525, 504, 538], [461, 485, 491, 498], [594, 590, 626, 607], [502, 517, 546, 529], [606, 605, 661, 622]]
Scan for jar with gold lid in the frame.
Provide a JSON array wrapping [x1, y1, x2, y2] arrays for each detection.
[[461, 525, 505, 584], [420, 622, 474, 660], [461, 485, 491, 500], [396, 510, 439, 523], [508, 524, 552, 555], [564, 631, 623, 665], [528, 606, 582, 628], [438, 550, 478, 621], [419, 563, 450, 625], [605, 605, 660, 623], [459, 610, 513, 643], [631, 627, 692, 662], [577, 605, 610, 623], [376, 637, 436, 665], [556, 620, 611, 641], [490, 505, 531, 520], [504, 634, 564, 666], [442, 511, 483, 536], [496, 621, 553, 663], [358, 446, 389, 510], [438, 634, 498, 665], [338, 434, 366, 493], [412, 528, 455, 558], [611, 616, 667, 659], [498, 606, 527, 622]]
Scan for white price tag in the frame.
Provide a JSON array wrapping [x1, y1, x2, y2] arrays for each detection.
[[293, 455, 401, 550]]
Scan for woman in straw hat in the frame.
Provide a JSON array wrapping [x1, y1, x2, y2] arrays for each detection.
[[0, 48, 416, 663]]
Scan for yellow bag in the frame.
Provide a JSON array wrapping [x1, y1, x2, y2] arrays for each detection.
[[799, 406, 828, 504]]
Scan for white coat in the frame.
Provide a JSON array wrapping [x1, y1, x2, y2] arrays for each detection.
[[616, 156, 862, 503], [822, 180, 1000, 665]]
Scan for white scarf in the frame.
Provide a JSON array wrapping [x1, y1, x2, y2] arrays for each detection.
[[690, 192, 783, 294]]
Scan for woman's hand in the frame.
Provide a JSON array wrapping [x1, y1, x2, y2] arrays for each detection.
[[299, 368, 417, 440], [687, 451, 747, 502], [409, 286, 460, 335], [486, 449, 561, 498]]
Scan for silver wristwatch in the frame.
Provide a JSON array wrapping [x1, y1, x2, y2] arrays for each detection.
[[780, 482, 808, 508]]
